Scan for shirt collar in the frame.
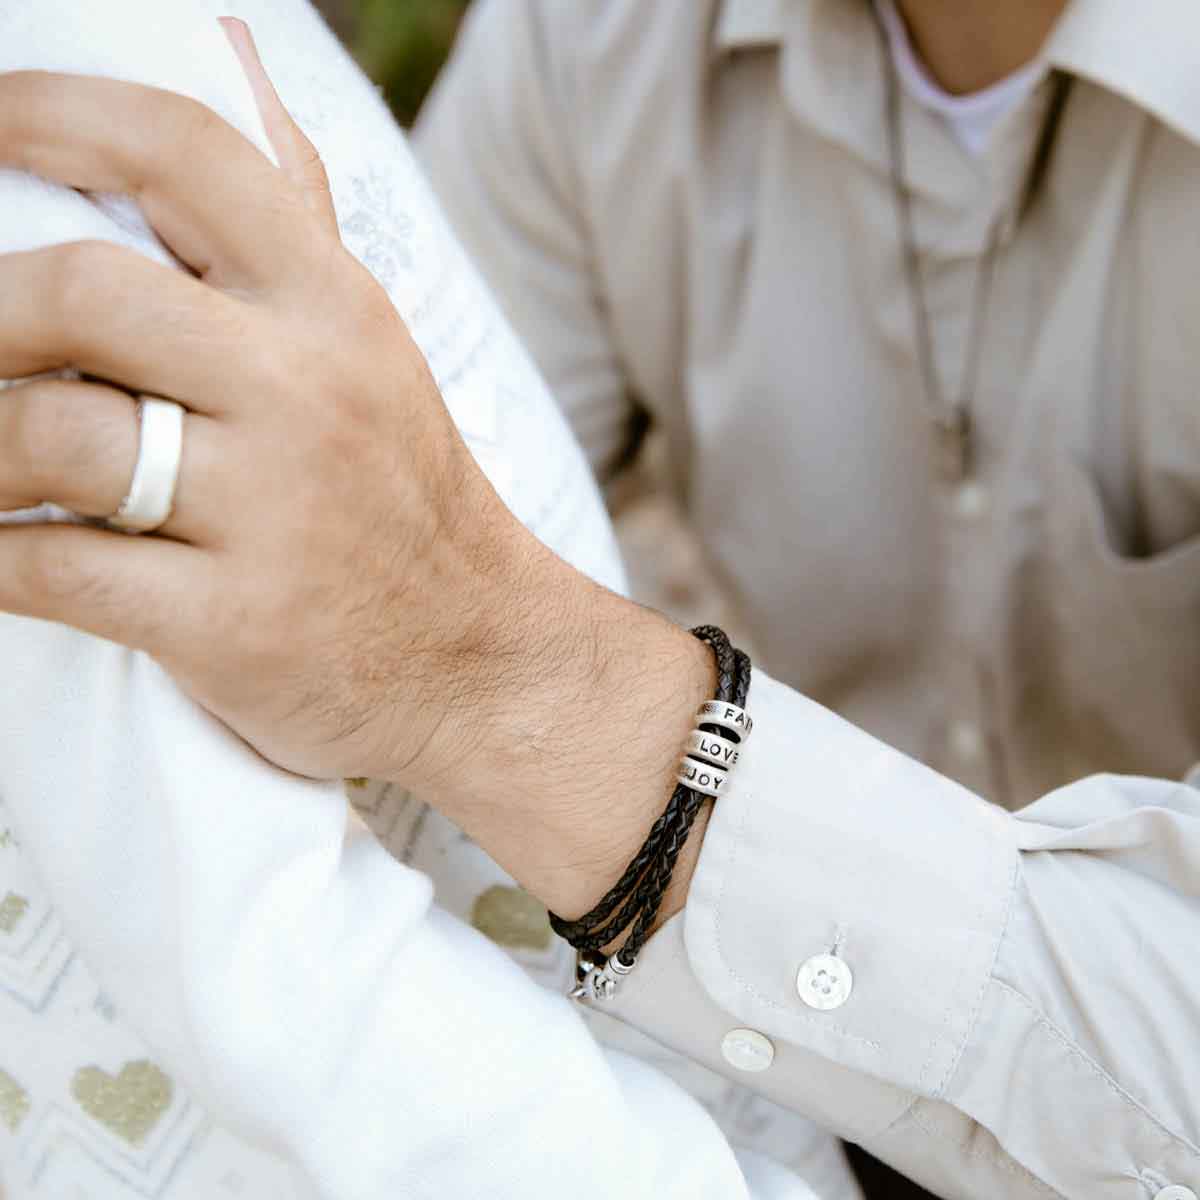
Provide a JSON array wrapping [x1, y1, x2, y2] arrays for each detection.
[[1044, 0, 1200, 147], [714, 0, 1200, 148], [714, 0, 786, 52]]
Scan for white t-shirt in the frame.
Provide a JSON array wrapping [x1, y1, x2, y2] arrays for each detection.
[[875, 0, 1045, 156]]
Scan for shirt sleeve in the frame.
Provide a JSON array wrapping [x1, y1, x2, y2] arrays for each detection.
[[413, 0, 643, 483], [594, 670, 1200, 1200]]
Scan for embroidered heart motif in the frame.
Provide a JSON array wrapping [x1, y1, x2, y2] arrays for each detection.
[[0, 892, 28, 935], [71, 1060, 172, 1146], [471, 885, 552, 951], [0, 1067, 29, 1132]]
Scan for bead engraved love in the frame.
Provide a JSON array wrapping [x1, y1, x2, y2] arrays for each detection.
[[686, 730, 740, 768]]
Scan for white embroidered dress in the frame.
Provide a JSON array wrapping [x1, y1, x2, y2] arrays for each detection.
[[0, 2, 828, 1197]]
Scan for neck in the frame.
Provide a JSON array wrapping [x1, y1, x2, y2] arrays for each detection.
[[894, 0, 1069, 95]]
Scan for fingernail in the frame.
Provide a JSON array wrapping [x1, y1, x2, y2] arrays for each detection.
[[217, 15, 247, 43], [218, 16, 262, 74], [218, 15, 280, 116]]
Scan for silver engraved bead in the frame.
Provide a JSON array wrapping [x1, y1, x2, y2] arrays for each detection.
[[594, 954, 634, 1001], [570, 952, 634, 1002], [686, 728, 740, 770], [569, 953, 598, 1001], [678, 755, 730, 798], [695, 700, 753, 743]]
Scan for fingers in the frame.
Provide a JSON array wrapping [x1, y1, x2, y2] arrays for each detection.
[[0, 521, 211, 657], [0, 242, 261, 413], [0, 378, 220, 544], [0, 71, 323, 289], [218, 18, 340, 236]]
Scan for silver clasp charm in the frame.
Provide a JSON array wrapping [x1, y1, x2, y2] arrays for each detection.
[[569, 951, 634, 1002]]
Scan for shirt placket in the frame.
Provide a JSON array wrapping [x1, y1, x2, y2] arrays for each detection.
[[903, 89, 1050, 801]]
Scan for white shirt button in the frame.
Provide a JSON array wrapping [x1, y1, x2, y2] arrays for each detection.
[[796, 954, 854, 1011], [1154, 1186, 1197, 1200], [952, 480, 989, 520], [721, 1028, 775, 1073], [948, 719, 985, 762]]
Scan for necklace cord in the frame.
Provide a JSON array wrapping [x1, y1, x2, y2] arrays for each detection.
[[871, 3, 1073, 480]]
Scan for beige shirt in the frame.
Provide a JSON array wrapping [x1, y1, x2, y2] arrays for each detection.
[[417, 0, 1200, 810], [416, 2, 1200, 1197]]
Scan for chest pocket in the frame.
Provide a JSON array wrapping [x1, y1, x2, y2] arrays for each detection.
[[1045, 462, 1200, 782]]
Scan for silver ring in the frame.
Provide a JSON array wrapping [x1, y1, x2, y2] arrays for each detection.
[[678, 756, 730, 798], [108, 396, 185, 534], [696, 700, 753, 743]]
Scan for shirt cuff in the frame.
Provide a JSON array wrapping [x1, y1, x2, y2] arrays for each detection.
[[595, 669, 1016, 1142]]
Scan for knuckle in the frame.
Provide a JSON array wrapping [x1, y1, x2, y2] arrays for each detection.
[[3, 71, 57, 153], [219, 583, 284, 670], [13, 386, 125, 487], [130, 91, 229, 193], [8, 400, 43, 486], [10, 389, 71, 484], [313, 356, 375, 432], [155, 91, 223, 156], [47, 240, 121, 324], [300, 138, 330, 188], [246, 332, 297, 398], [68, 399, 132, 483], [22, 538, 102, 608]]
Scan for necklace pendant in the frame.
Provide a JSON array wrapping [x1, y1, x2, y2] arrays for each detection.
[[935, 411, 972, 483]]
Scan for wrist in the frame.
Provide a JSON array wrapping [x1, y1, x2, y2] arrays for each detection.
[[402, 524, 716, 925]]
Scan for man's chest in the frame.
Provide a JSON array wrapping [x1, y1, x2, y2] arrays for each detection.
[[590, 62, 1200, 797]]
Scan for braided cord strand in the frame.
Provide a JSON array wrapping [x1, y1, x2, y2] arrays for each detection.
[[553, 634, 752, 988], [615, 647, 751, 964], [548, 626, 737, 945]]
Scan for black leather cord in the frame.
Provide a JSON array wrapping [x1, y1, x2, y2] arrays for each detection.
[[615, 647, 752, 965], [548, 781, 692, 944], [549, 628, 751, 969], [549, 626, 736, 945]]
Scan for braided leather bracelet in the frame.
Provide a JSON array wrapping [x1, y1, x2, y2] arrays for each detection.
[[552, 626, 751, 1001]]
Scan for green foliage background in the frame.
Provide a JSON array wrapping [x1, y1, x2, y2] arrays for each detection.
[[318, 0, 471, 126]]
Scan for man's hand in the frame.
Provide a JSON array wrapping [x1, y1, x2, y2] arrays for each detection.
[[0, 35, 715, 926]]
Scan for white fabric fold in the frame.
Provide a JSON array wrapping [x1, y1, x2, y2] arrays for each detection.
[[0, 2, 820, 1196]]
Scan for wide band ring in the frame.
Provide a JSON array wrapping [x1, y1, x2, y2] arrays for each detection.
[[685, 729, 741, 770], [696, 700, 753, 743], [108, 396, 185, 534], [678, 756, 731, 798]]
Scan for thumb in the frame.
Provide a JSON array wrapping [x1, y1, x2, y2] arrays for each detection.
[[218, 17, 340, 236]]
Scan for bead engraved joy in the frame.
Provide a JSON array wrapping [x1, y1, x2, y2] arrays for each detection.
[[680, 760, 725, 793]]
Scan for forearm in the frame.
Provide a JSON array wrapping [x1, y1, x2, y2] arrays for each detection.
[[392, 525, 716, 927]]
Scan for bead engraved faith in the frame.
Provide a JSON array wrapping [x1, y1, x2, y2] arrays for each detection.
[[696, 701, 753, 741]]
